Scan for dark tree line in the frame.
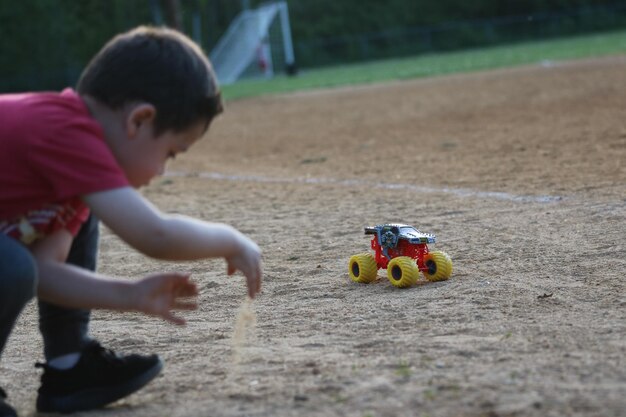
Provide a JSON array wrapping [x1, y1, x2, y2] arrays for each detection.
[[1, 0, 625, 91]]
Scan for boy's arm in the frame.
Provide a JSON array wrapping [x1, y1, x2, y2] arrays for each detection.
[[83, 187, 262, 297], [31, 229, 198, 325]]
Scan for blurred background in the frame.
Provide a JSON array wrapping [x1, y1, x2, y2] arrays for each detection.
[[1, 0, 626, 92]]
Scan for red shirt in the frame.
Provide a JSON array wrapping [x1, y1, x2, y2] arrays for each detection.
[[0, 89, 129, 243]]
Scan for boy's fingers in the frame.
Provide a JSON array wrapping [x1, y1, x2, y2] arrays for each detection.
[[167, 272, 192, 281], [172, 301, 198, 311], [163, 312, 186, 326], [170, 275, 198, 295], [246, 271, 261, 299], [175, 285, 198, 297]]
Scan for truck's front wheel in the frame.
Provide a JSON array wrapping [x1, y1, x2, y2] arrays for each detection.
[[348, 253, 378, 283], [386, 256, 419, 288]]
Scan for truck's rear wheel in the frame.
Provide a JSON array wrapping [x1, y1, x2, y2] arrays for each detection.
[[423, 251, 453, 281], [348, 253, 378, 283], [386, 256, 419, 288]]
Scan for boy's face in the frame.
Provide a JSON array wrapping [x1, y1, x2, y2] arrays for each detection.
[[122, 120, 206, 188]]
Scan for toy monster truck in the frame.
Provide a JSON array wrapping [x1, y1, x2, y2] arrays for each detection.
[[348, 224, 453, 288]]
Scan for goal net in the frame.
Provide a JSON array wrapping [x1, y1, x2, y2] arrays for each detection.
[[209, 1, 296, 85]]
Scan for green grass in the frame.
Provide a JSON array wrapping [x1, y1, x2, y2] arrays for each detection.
[[222, 29, 626, 100]]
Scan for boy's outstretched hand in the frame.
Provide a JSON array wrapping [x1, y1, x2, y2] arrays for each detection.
[[226, 233, 262, 299], [132, 272, 198, 325]]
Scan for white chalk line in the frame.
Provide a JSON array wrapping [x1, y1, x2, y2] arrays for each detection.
[[166, 171, 564, 204]]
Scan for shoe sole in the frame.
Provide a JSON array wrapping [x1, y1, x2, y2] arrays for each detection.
[[36, 358, 163, 413]]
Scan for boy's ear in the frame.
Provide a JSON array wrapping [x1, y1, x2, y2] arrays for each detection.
[[126, 103, 156, 138]]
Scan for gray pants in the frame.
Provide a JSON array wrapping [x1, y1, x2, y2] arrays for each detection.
[[0, 215, 98, 361]]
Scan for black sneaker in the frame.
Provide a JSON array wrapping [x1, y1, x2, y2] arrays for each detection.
[[0, 388, 17, 417], [36, 341, 163, 413]]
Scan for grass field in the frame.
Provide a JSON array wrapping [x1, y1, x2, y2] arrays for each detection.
[[222, 29, 626, 100]]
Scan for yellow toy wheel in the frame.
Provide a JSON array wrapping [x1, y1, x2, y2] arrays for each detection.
[[348, 253, 378, 283], [423, 251, 453, 281], [386, 256, 419, 288]]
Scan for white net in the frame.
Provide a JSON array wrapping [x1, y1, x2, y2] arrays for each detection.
[[210, 1, 295, 85]]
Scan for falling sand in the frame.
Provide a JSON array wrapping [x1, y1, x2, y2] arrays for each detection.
[[230, 297, 257, 370]]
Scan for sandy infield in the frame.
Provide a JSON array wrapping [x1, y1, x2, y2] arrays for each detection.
[[3, 55, 625, 417]]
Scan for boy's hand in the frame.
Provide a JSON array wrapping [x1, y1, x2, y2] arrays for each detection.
[[132, 272, 198, 325], [226, 234, 262, 299]]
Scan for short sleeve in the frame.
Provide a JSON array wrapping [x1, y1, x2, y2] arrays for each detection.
[[27, 102, 129, 200]]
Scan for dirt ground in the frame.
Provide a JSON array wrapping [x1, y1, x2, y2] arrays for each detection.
[[3, 55, 625, 417]]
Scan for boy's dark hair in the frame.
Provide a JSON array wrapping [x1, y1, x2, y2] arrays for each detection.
[[77, 26, 223, 136]]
